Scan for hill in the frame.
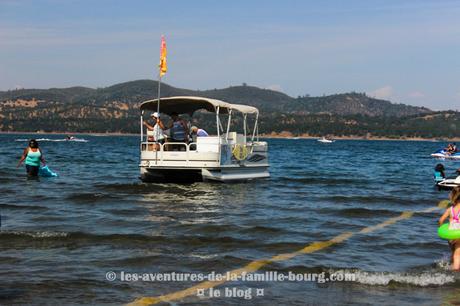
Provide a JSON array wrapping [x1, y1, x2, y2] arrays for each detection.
[[289, 93, 432, 117], [0, 80, 431, 116], [0, 80, 458, 138]]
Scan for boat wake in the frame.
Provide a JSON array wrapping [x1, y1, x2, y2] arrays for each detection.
[[275, 263, 459, 287], [0, 230, 69, 239], [14, 138, 88, 143], [333, 268, 457, 286]]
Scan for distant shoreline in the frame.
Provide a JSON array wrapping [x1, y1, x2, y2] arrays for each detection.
[[0, 131, 138, 136], [258, 132, 460, 142], [1, 130, 459, 142], [259, 134, 460, 142]]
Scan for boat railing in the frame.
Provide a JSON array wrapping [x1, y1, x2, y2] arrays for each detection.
[[141, 141, 193, 152], [140, 141, 220, 166], [140, 137, 267, 166]]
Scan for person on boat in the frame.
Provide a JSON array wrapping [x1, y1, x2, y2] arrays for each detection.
[[439, 186, 460, 271], [434, 164, 446, 183], [143, 112, 166, 150], [190, 126, 209, 137], [445, 143, 455, 155], [17, 139, 46, 177], [189, 126, 209, 149], [168, 112, 189, 149]]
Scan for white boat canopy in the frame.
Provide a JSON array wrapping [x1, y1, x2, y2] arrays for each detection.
[[140, 96, 258, 115], [230, 104, 259, 114]]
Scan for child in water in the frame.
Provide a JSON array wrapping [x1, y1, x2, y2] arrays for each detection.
[[439, 186, 460, 271]]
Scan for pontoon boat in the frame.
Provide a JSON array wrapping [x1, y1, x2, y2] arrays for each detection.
[[139, 96, 270, 182]]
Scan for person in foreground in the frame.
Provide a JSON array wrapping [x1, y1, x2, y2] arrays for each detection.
[[17, 139, 46, 177], [439, 186, 460, 271]]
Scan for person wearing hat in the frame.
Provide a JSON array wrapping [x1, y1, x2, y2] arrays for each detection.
[[144, 112, 166, 150], [17, 139, 46, 177]]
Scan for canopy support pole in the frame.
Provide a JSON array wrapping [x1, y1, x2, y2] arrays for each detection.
[[216, 107, 220, 139], [243, 114, 247, 141], [225, 110, 232, 142], [251, 113, 259, 142], [140, 111, 144, 142]]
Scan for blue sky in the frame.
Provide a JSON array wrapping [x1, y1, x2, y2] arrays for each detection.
[[1, 0, 460, 110]]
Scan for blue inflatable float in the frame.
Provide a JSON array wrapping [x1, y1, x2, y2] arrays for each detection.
[[39, 165, 58, 177]]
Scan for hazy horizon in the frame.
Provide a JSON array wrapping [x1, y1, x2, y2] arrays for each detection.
[[1, 0, 460, 111]]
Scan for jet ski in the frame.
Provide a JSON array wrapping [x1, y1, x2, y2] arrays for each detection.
[[435, 164, 460, 190], [431, 149, 460, 159], [437, 175, 460, 190]]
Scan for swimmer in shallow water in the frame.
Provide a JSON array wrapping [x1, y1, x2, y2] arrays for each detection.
[[17, 139, 46, 177], [439, 186, 460, 271]]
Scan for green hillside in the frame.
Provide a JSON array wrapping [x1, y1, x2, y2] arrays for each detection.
[[0, 80, 458, 138]]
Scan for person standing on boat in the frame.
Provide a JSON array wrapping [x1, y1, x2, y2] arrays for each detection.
[[17, 139, 46, 177], [144, 112, 166, 143], [168, 112, 189, 145], [144, 112, 166, 151]]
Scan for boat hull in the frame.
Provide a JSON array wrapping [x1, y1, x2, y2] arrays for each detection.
[[140, 165, 270, 183], [436, 179, 460, 190], [431, 149, 460, 159], [431, 153, 460, 159], [140, 167, 203, 183]]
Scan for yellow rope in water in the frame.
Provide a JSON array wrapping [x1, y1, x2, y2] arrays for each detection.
[[128, 200, 449, 306]]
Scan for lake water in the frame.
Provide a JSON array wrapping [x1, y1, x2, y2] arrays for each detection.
[[1, 134, 459, 305]]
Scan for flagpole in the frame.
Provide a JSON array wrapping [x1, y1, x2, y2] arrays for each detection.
[[156, 35, 167, 147], [157, 73, 161, 114], [156, 35, 165, 150]]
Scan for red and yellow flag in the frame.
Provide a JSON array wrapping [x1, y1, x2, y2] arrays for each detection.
[[159, 35, 167, 77]]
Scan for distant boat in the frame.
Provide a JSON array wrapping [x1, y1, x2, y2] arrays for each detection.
[[15, 137, 88, 143], [318, 137, 334, 143]]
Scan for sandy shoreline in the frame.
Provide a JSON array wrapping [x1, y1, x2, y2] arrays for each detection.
[[1, 131, 458, 141]]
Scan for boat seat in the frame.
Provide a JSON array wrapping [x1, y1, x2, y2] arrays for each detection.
[[196, 137, 220, 153]]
